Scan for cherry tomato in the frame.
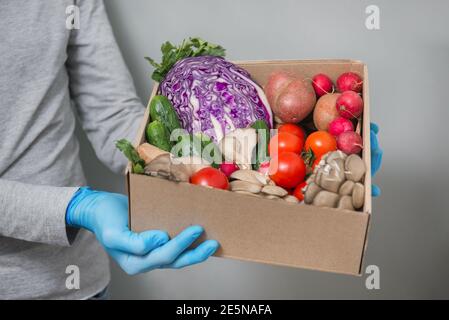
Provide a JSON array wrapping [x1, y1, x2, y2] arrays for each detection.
[[304, 131, 337, 159], [269, 152, 306, 189], [190, 167, 229, 190], [293, 181, 307, 201], [278, 123, 305, 141], [269, 132, 304, 156]]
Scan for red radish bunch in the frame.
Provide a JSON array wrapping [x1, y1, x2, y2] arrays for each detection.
[[336, 131, 363, 154], [312, 74, 334, 97], [336, 91, 364, 119], [219, 162, 239, 177], [328, 117, 354, 137], [258, 161, 270, 175], [336, 72, 363, 93]]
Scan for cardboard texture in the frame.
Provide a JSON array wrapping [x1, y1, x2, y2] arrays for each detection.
[[127, 59, 372, 275]]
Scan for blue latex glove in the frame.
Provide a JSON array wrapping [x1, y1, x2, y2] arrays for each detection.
[[66, 187, 219, 275], [370, 123, 383, 197]]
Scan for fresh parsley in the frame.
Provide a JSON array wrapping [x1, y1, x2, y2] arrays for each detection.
[[145, 37, 226, 82], [116, 139, 145, 174]]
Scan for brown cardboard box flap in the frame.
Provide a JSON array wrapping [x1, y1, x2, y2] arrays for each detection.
[[129, 174, 370, 275]]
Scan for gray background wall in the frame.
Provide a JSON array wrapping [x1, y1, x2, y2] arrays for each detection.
[[76, 0, 449, 299]]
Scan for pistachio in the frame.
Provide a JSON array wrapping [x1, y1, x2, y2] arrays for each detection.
[[230, 180, 262, 194], [352, 182, 365, 209], [230, 170, 268, 186], [339, 180, 355, 196], [345, 154, 366, 182], [312, 190, 340, 208], [304, 182, 322, 204], [338, 195, 355, 211], [261, 185, 288, 197]]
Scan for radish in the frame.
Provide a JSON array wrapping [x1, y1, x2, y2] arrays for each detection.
[[336, 72, 363, 93], [328, 117, 354, 136], [312, 74, 334, 97], [219, 162, 239, 177], [336, 91, 364, 119], [337, 131, 363, 154], [258, 160, 270, 175]]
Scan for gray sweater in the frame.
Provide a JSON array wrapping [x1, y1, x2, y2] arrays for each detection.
[[0, 0, 144, 299]]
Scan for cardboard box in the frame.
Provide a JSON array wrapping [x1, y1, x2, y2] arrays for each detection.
[[127, 59, 372, 275]]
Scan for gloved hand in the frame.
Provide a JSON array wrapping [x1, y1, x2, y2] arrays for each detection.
[[66, 187, 219, 275], [370, 122, 383, 197]]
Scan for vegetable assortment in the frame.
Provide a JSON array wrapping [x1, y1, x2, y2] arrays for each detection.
[[117, 37, 367, 211]]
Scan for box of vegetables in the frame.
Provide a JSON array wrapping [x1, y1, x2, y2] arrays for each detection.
[[117, 38, 372, 275]]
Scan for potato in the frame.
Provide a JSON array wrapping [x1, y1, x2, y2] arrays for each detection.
[[265, 71, 316, 123], [313, 93, 341, 131]]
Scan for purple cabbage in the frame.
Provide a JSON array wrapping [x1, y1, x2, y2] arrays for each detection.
[[159, 56, 272, 142]]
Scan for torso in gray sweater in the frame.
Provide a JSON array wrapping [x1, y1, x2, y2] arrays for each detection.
[[0, 0, 144, 299]]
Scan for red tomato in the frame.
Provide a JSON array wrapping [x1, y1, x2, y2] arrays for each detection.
[[269, 152, 306, 189], [190, 167, 229, 190], [304, 131, 337, 159], [278, 123, 305, 141], [269, 132, 304, 156], [293, 181, 307, 201]]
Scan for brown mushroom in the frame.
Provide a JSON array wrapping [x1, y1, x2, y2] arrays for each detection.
[[345, 154, 366, 182], [261, 185, 288, 197], [339, 180, 355, 196], [326, 150, 347, 163], [352, 183, 365, 209], [230, 170, 268, 186], [318, 160, 345, 193], [312, 190, 340, 208], [144, 153, 171, 176], [284, 195, 300, 203], [337, 196, 355, 210], [230, 180, 262, 193], [304, 182, 322, 204], [234, 191, 263, 198], [137, 143, 168, 164], [264, 194, 281, 200]]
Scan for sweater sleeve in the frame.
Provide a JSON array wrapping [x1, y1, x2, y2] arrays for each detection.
[[0, 179, 80, 246], [66, 0, 145, 174]]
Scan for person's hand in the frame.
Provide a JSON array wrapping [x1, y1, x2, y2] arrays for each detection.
[[370, 123, 383, 197], [66, 187, 219, 275]]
